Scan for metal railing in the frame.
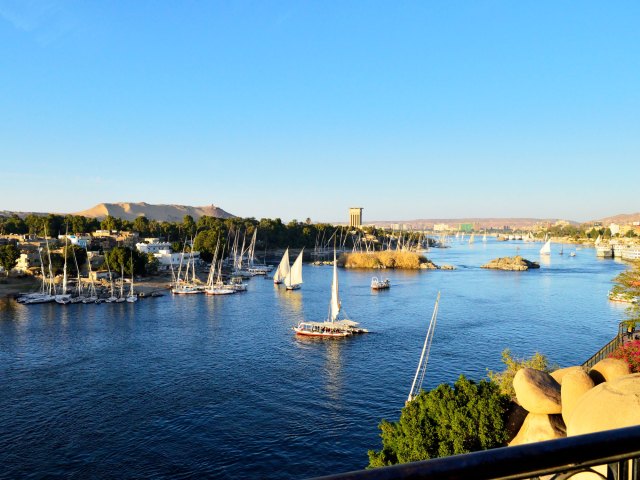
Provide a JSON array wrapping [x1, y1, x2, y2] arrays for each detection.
[[582, 321, 631, 369], [312, 425, 640, 480]]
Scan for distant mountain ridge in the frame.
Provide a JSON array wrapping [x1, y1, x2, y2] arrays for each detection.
[[72, 202, 235, 221], [366, 218, 574, 229], [592, 212, 640, 225]]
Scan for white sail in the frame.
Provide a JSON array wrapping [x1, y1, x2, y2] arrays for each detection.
[[273, 248, 290, 283], [482, 231, 487, 242], [329, 251, 340, 322], [469, 233, 475, 244], [540, 239, 551, 255], [595, 235, 602, 246], [284, 249, 303, 288]]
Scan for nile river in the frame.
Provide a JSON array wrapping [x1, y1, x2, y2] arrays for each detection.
[[0, 239, 629, 479]]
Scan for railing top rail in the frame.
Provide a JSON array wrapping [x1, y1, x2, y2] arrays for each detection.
[[311, 425, 640, 480]]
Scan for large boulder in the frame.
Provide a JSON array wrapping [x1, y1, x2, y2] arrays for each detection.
[[588, 358, 630, 385], [561, 369, 595, 425], [513, 368, 562, 414], [551, 366, 586, 385], [481, 256, 540, 271], [509, 413, 566, 446], [567, 373, 640, 437]]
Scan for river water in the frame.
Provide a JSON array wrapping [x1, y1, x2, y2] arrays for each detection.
[[0, 239, 629, 479]]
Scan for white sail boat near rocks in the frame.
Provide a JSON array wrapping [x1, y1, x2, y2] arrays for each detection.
[[540, 237, 552, 255]]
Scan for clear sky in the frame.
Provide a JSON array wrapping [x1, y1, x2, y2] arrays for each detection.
[[1, 1, 638, 223]]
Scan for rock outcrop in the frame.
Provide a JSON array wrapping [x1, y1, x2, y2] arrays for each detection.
[[566, 373, 640, 437], [509, 413, 566, 446], [481, 256, 540, 271], [508, 361, 640, 454], [587, 358, 630, 385], [513, 368, 562, 414], [560, 369, 594, 425], [550, 366, 586, 385]]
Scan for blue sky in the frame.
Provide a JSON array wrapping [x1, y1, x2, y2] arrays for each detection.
[[1, 1, 638, 223]]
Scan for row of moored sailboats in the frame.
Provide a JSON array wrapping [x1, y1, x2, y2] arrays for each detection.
[[17, 227, 137, 305]]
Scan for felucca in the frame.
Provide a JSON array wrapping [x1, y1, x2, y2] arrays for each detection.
[[284, 248, 303, 291], [126, 254, 137, 302], [540, 238, 552, 255], [55, 228, 71, 304], [273, 248, 290, 285], [293, 250, 367, 337]]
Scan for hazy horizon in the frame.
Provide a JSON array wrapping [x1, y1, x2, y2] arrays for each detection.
[[2, 200, 638, 225], [1, 2, 638, 222]]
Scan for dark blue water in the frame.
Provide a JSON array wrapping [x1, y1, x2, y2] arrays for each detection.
[[0, 240, 629, 479]]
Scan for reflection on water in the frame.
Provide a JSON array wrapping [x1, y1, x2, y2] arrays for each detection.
[[538, 254, 552, 267]]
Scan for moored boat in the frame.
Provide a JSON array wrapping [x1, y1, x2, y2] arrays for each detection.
[[371, 277, 390, 290]]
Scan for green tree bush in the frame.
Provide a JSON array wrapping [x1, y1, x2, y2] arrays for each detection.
[[368, 375, 510, 467], [487, 349, 552, 398], [0, 244, 20, 276]]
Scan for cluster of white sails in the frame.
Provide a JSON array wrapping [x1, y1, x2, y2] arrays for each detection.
[[18, 227, 137, 305]]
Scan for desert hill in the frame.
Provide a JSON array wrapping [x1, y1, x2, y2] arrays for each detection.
[[593, 212, 640, 225], [72, 202, 235, 222]]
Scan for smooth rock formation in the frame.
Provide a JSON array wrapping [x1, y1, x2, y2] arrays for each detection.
[[588, 358, 631, 385], [551, 366, 586, 385], [567, 373, 640, 437], [513, 368, 562, 414], [561, 370, 595, 425], [481, 256, 540, 271], [509, 413, 566, 446]]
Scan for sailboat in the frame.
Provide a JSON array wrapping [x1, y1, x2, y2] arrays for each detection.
[[83, 254, 99, 303], [293, 250, 367, 337], [482, 230, 487, 243], [126, 254, 137, 302], [205, 244, 235, 295], [559, 244, 564, 256], [104, 254, 118, 303], [540, 238, 552, 255], [115, 264, 126, 302], [468, 233, 475, 245], [284, 248, 304, 291], [273, 248, 290, 285], [55, 228, 72, 304]]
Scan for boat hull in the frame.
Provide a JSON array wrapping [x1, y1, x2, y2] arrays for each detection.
[[293, 328, 351, 338]]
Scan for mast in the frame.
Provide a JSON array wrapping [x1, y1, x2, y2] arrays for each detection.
[[44, 227, 55, 295], [408, 292, 441, 403], [129, 253, 135, 296], [120, 264, 124, 298], [329, 249, 340, 322], [105, 254, 114, 298], [71, 245, 81, 297], [61, 226, 69, 295]]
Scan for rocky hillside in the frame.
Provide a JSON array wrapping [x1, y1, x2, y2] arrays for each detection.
[[73, 202, 235, 221]]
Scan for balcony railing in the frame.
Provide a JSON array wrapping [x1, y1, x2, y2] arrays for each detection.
[[313, 425, 640, 480]]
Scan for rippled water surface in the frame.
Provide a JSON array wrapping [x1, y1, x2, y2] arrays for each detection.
[[0, 240, 629, 479]]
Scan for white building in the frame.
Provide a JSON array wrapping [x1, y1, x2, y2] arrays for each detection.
[[57, 234, 91, 248], [433, 223, 450, 232], [609, 223, 621, 236], [153, 249, 201, 270], [136, 242, 173, 254]]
